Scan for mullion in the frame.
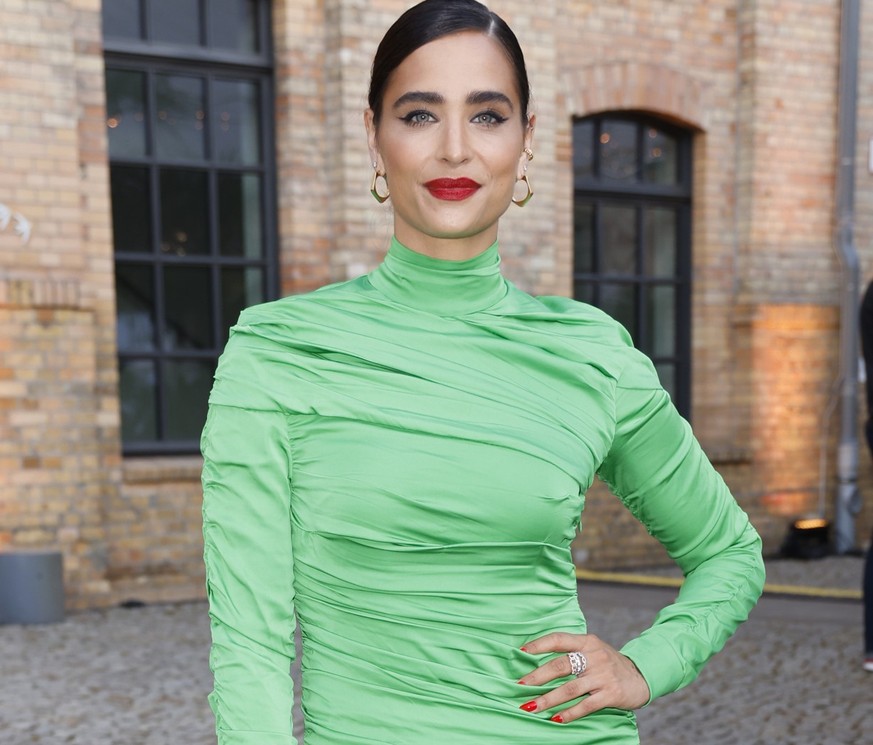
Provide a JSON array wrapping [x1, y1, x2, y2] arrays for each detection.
[[635, 122, 644, 184], [260, 72, 279, 298], [209, 171, 223, 357], [592, 200, 602, 300], [257, 0, 269, 56], [574, 182, 689, 199], [593, 120, 602, 178], [115, 252, 269, 273], [198, 0, 208, 47], [147, 62, 166, 439], [107, 48, 271, 78], [635, 202, 646, 351], [113, 156, 267, 175], [153, 264, 167, 440], [140, 0, 150, 41], [117, 348, 216, 360]]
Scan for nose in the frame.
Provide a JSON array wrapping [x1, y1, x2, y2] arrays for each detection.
[[438, 118, 471, 165]]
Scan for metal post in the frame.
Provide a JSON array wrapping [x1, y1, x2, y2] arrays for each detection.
[[833, 0, 861, 553]]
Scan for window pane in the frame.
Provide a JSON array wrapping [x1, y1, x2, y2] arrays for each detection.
[[163, 360, 214, 440], [573, 120, 594, 182], [163, 266, 214, 350], [210, 0, 259, 52], [600, 205, 637, 275], [218, 173, 263, 257], [599, 120, 637, 182], [155, 74, 206, 161], [111, 166, 151, 254], [116, 264, 156, 352], [119, 359, 157, 443], [105, 69, 147, 159], [213, 79, 261, 165], [160, 169, 209, 256], [646, 285, 676, 356], [655, 362, 676, 401], [103, 0, 142, 40], [151, 0, 201, 46], [643, 126, 679, 185], [222, 267, 263, 339], [600, 283, 636, 339], [573, 201, 594, 273], [573, 281, 594, 305], [643, 207, 677, 277]]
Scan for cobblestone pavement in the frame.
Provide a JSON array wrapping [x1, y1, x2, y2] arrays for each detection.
[[0, 556, 869, 745]]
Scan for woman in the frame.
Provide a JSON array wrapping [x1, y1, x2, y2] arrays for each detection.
[[201, 1, 765, 743]]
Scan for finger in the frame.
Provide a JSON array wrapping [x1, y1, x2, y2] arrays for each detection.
[[521, 632, 591, 655], [517, 676, 593, 716], [518, 651, 581, 686], [548, 689, 612, 724]]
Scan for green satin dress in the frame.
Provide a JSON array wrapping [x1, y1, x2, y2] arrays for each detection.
[[201, 237, 764, 745]]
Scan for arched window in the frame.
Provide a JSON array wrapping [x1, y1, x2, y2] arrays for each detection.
[[572, 114, 693, 416], [103, 0, 278, 453]]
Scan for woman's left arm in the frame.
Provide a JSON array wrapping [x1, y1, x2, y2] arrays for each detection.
[[519, 359, 765, 720], [597, 380, 765, 701]]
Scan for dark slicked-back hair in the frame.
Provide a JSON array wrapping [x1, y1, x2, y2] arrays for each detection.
[[368, 0, 531, 125]]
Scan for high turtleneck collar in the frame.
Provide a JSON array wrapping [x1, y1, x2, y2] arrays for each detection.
[[368, 236, 507, 316]]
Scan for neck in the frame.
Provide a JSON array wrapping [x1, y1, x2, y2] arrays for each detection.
[[393, 226, 499, 261], [367, 235, 507, 315]]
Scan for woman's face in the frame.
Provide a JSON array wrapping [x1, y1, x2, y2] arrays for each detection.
[[365, 31, 534, 260]]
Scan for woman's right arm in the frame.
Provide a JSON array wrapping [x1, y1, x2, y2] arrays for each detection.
[[201, 338, 298, 744]]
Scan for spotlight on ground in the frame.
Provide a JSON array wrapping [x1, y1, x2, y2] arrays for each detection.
[[780, 517, 831, 560]]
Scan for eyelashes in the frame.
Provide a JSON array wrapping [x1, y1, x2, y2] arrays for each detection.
[[401, 110, 435, 127], [472, 111, 509, 126], [399, 109, 509, 128]]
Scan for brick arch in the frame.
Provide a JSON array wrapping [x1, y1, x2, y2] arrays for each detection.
[[561, 61, 710, 131]]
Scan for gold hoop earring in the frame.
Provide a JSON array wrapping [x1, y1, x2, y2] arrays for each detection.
[[370, 168, 390, 204], [512, 174, 533, 207], [524, 147, 534, 162]]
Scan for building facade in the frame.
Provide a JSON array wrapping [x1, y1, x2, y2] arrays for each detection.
[[1, 0, 872, 608]]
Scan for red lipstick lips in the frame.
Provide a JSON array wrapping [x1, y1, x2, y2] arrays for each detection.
[[424, 178, 481, 201]]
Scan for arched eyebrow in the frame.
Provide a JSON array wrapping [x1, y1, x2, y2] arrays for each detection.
[[392, 90, 515, 111], [467, 90, 515, 111]]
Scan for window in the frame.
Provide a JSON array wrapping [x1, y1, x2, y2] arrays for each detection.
[[572, 114, 693, 416], [103, 0, 277, 453]]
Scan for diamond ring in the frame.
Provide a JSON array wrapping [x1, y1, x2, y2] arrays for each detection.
[[567, 651, 587, 677]]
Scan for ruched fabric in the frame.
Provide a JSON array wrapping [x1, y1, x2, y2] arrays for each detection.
[[201, 237, 765, 744]]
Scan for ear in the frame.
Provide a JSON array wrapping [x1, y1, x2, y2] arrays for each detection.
[[517, 114, 536, 179], [364, 109, 382, 171]]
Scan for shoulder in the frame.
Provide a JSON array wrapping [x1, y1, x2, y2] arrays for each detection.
[[520, 292, 661, 391], [237, 277, 368, 327], [501, 287, 632, 351], [210, 278, 369, 409], [533, 294, 630, 332]]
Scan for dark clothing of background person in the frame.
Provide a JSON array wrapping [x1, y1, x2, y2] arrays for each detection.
[[859, 281, 873, 666]]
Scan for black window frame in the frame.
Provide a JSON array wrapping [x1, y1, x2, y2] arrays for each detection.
[[572, 113, 693, 417], [104, 0, 279, 455]]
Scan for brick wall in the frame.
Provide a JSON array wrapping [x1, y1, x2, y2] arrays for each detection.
[[1, 0, 871, 605], [0, 0, 120, 608]]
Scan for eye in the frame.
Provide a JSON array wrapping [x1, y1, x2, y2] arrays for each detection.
[[472, 110, 508, 126], [401, 110, 436, 126]]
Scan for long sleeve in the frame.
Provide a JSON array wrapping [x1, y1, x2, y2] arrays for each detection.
[[201, 341, 298, 744], [597, 360, 765, 702]]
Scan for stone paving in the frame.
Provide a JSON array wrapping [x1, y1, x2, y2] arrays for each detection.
[[0, 556, 869, 745]]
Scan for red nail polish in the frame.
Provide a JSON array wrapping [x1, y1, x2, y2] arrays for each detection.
[[520, 701, 538, 712], [516, 679, 526, 685], [551, 715, 564, 723], [520, 646, 528, 652]]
